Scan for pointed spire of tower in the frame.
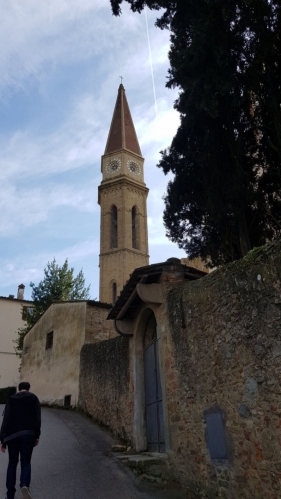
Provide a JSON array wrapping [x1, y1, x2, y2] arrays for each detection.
[[104, 84, 142, 156]]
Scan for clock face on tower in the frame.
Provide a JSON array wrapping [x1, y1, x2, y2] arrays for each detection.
[[127, 160, 141, 175], [106, 157, 121, 174]]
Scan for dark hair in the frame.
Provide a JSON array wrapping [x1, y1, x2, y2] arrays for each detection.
[[18, 382, 30, 391]]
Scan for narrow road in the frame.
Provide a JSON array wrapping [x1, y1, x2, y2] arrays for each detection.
[[0, 406, 184, 499]]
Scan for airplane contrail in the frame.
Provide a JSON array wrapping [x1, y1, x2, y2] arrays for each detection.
[[145, 7, 158, 118]]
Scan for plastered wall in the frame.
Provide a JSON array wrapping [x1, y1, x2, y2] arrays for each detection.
[[0, 298, 33, 388], [21, 301, 87, 406], [21, 301, 115, 407]]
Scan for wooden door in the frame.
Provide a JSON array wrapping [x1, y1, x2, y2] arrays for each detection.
[[144, 339, 165, 452]]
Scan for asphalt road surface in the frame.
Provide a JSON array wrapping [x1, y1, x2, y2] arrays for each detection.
[[0, 405, 185, 499]]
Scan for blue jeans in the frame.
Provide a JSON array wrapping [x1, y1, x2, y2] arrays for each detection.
[[6, 435, 35, 499]]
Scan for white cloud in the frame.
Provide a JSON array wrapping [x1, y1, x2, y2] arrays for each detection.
[[138, 100, 180, 153], [0, 95, 104, 182], [0, 1, 104, 89], [0, 238, 99, 294], [0, 175, 99, 236], [0, 1, 153, 93]]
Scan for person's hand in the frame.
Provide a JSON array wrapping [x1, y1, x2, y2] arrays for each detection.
[[1, 444, 6, 453], [34, 439, 39, 447]]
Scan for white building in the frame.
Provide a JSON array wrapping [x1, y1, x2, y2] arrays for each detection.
[[0, 285, 33, 388]]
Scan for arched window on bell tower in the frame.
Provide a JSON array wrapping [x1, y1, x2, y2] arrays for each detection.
[[110, 205, 118, 249], [112, 282, 117, 304], [132, 205, 138, 249]]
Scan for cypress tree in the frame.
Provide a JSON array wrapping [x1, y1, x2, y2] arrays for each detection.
[[110, 0, 281, 265]]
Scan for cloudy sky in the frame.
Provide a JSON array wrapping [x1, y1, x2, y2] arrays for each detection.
[[0, 0, 185, 301]]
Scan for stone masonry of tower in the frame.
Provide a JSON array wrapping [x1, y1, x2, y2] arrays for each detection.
[[98, 85, 149, 304]]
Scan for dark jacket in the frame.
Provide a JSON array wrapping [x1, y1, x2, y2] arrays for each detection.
[[0, 391, 41, 446]]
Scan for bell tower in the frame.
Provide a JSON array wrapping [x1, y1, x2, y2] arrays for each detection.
[[98, 84, 149, 304]]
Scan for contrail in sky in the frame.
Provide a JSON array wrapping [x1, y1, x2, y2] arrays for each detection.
[[145, 7, 158, 118]]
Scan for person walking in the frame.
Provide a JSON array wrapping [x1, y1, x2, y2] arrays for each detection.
[[0, 382, 41, 499]]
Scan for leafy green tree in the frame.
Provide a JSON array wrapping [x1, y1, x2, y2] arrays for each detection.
[[15, 259, 90, 357], [110, 0, 281, 265]]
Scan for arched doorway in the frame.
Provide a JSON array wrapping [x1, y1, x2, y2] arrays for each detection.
[[143, 313, 166, 452]]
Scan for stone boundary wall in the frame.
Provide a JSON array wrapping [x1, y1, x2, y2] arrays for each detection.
[[85, 302, 116, 343], [78, 336, 133, 442], [164, 238, 281, 498]]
